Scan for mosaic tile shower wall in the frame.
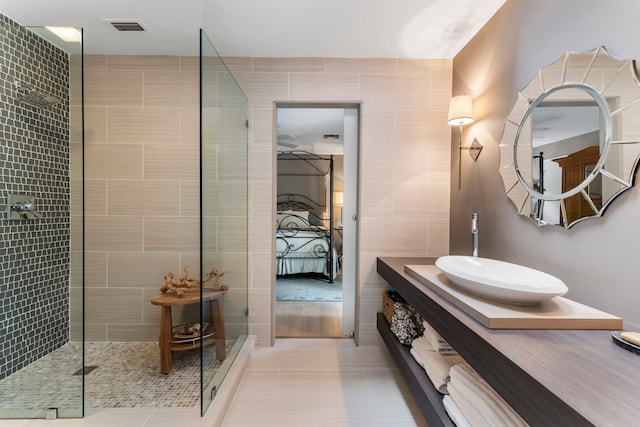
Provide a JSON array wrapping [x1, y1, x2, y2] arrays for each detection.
[[0, 14, 71, 380]]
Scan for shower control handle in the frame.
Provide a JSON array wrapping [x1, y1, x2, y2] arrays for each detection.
[[6, 194, 42, 220], [11, 202, 34, 212]]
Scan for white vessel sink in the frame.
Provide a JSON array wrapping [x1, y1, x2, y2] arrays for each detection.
[[435, 256, 568, 304]]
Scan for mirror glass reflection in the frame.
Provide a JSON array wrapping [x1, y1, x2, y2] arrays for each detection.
[[499, 47, 640, 228]]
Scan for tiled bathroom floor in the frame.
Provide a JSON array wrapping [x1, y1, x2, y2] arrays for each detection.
[[0, 342, 226, 412], [0, 338, 424, 426], [223, 338, 427, 426], [0, 337, 254, 426]]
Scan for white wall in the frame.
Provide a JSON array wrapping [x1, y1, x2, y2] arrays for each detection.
[[451, 0, 640, 325]]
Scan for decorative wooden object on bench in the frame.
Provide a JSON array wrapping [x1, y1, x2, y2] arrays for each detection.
[[160, 266, 231, 297], [150, 289, 227, 374]]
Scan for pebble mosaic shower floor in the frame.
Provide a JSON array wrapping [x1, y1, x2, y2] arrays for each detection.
[[0, 341, 228, 411]]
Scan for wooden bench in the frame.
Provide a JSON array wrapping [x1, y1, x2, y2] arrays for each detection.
[[150, 290, 227, 374]]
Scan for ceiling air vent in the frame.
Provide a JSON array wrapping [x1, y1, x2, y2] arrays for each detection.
[[103, 19, 149, 32]]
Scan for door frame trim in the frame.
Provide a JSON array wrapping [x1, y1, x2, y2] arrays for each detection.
[[271, 101, 362, 346]]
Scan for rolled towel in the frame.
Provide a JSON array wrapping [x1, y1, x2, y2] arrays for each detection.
[[391, 303, 424, 345], [443, 394, 472, 427], [411, 337, 465, 394], [422, 321, 458, 354], [449, 363, 528, 427]]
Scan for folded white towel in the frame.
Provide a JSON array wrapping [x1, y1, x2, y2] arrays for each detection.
[[412, 335, 459, 360], [410, 346, 425, 368], [448, 381, 491, 426], [409, 348, 448, 394], [422, 321, 457, 354], [410, 337, 465, 394], [449, 363, 528, 427], [443, 394, 472, 427], [453, 363, 528, 426]]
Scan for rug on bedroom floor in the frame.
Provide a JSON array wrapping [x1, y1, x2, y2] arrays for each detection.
[[276, 275, 343, 302]]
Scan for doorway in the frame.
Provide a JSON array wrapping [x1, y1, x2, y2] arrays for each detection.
[[274, 104, 359, 340]]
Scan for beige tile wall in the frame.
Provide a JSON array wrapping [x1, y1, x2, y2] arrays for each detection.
[[79, 55, 202, 342], [224, 57, 452, 346], [79, 55, 452, 347]]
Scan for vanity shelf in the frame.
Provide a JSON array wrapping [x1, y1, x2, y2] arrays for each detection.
[[377, 257, 640, 427], [377, 312, 453, 427]]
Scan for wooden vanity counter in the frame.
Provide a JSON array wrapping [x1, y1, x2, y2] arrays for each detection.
[[377, 257, 640, 427]]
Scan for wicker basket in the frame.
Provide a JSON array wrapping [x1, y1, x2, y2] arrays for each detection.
[[382, 291, 396, 324]]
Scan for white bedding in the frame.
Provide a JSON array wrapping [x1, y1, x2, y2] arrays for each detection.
[[276, 229, 339, 279]]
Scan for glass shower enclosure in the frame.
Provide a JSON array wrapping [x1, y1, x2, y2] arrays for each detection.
[[0, 18, 247, 420], [0, 16, 84, 419], [199, 29, 249, 414]]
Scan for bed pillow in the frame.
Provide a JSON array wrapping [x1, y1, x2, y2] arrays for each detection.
[[277, 211, 310, 229], [280, 210, 308, 220]]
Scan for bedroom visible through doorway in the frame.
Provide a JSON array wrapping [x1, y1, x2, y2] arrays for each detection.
[[275, 105, 359, 339]]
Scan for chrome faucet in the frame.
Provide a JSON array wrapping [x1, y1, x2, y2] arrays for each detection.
[[471, 202, 479, 257]]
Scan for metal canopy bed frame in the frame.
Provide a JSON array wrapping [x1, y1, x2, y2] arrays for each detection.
[[276, 151, 338, 283]]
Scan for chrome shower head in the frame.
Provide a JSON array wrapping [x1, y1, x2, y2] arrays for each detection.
[[15, 80, 61, 108]]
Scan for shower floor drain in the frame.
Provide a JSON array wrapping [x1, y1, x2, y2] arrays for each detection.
[[73, 366, 98, 375]]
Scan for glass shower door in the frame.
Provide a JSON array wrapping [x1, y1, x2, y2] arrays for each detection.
[[199, 29, 249, 415]]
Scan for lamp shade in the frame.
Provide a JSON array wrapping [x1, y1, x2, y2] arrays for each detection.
[[447, 95, 474, 126], [333, 192, 344, 206]]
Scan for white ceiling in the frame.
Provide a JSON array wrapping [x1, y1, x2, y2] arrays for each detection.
[[532, 106, 601, 148], [1, 0, 507, 153], [1, 0, 506, 58], [277, 108, 346, 153]]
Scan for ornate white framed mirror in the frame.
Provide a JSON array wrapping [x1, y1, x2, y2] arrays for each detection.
[[499, 47, 640, 228]]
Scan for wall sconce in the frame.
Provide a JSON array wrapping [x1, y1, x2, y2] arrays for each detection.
[[448, 95, 483, 189]]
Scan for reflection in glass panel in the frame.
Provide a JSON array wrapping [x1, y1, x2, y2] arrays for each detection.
[[199, 29, 249, 415]]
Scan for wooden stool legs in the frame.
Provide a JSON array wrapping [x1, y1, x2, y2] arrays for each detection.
[[157, 297, 226, 374], [159, 306, 173, 375], [211, 299, 226, 361]]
